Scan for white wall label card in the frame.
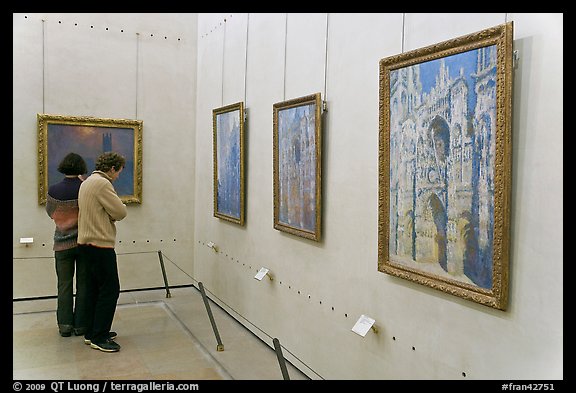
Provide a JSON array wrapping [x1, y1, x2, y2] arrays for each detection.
[[254, 267, 269, 281], [351, 314, 376, 337]]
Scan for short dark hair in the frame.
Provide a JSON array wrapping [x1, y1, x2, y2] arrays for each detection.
[[95, 152, 126, 172], [57, 152, 87, 175]]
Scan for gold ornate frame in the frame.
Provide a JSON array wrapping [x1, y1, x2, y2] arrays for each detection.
[[273, 93, 322, 241], [212, 102, 246, 225], [378, 22, 513, 310], [37, 113, 143, 205]]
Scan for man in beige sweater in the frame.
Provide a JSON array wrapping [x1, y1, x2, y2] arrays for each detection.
[[78, 152, 128, 352]]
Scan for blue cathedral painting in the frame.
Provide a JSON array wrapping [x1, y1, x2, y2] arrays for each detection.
[[388, 45, 498, 290], [277, 103, 317, 234], [216, 109, 242, 220]]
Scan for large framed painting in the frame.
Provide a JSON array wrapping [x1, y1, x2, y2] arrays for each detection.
[[273, 93, 322, 242], [37, 114, 143, 205], [378, 22, 513, 310], [212, 102, 245, 225]]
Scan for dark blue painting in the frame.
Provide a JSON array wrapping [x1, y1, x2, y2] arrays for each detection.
[[38, 114, 143, 204]]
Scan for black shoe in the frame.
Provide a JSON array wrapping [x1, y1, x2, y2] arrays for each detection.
[[90, 338, 121, 352], [74, 328, 86, 336], [59, 330, 72, 337], [84, 331, 117, 345]]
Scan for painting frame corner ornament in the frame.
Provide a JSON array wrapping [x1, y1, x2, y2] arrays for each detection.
[[37, 113, 143, 205], [377, 22, 513, 310], [212, 102, 246, 226], [273, 92, 323, 242]]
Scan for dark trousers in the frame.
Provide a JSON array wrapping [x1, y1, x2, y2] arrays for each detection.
[[54, 247, 88, 332], [79, 245, 120, 344]]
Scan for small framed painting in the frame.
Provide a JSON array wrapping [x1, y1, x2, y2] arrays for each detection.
[[37, 113, 143, 205], [213, 102, 245, 225], [273, 93, 322, 242]]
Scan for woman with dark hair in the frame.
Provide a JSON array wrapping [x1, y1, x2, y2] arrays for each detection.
[[45, 152, 89, 337]]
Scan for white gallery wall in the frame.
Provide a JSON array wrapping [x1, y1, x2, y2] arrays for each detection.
[[13, 13, 562, 380], [192, 13, 563, 379], [13, 13, 199, 296]]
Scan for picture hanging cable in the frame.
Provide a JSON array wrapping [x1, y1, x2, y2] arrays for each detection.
[[135, 32, 140, 119], [42, 19, 46, 113], [283, 13, 288, 101], [322, 13, 329, 110], [244, 13, 250, 113], [222, 18, 227, 107], [401, 13, 406, 54]]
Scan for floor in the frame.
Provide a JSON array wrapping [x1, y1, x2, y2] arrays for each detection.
[[13, 287, 310, 380]]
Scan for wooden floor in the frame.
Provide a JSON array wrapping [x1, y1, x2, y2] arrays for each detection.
[[13, 287, 309, 380]]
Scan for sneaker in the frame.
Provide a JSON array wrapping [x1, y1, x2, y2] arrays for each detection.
[[84, 331, 117, 345], [90, 338, 121, 352], [59, 330, 72, 337]]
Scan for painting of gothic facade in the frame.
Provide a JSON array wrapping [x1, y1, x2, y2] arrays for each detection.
[[213, 102, 245, 225], [37, 114, 143, 205], [378, 23, 513, 310], [273, 93, 322, 241]]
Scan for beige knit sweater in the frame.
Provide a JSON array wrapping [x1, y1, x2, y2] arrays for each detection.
[[78, 171, 127, 248]]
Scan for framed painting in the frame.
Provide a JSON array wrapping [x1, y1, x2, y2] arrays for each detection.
[[273, 93, 322, 242], [212, 102, 245, 225], [37, 114, 143, 205], [378, 22, 513, 310]]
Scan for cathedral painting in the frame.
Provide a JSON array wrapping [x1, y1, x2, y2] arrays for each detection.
[[273, 93, 322, 241], [378, 23, 513, 310], [37, 114, 143, 205], [213, 102, 245, 225]]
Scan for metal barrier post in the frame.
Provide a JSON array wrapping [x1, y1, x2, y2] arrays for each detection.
[[157, 250, 171, 298], [198, 281, 224, 351], [273, 337, 290, 380]]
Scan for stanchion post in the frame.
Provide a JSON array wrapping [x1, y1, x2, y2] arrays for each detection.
[[157, 250, 171, 298], [198, 281, 224, 351], [273, 337, 290, 380]]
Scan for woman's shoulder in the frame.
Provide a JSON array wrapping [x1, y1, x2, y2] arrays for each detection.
[[48, 178, 81, 200]]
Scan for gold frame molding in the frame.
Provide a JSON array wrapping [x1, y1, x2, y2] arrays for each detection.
[[378, 23, 513, 310], [37, 113, 143, 205], [212, 102, 246, 225], [273, 93, 322, 242]]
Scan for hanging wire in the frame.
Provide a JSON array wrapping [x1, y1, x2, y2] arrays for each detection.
[[323, 13, 329, 106], [221, 18, 227, 107], [135, 32, 140, 119], [42, 19, 46, 113], [244, 13, 250, 109], [401, 13, 406, 53], [283, 13, 288, 101]]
